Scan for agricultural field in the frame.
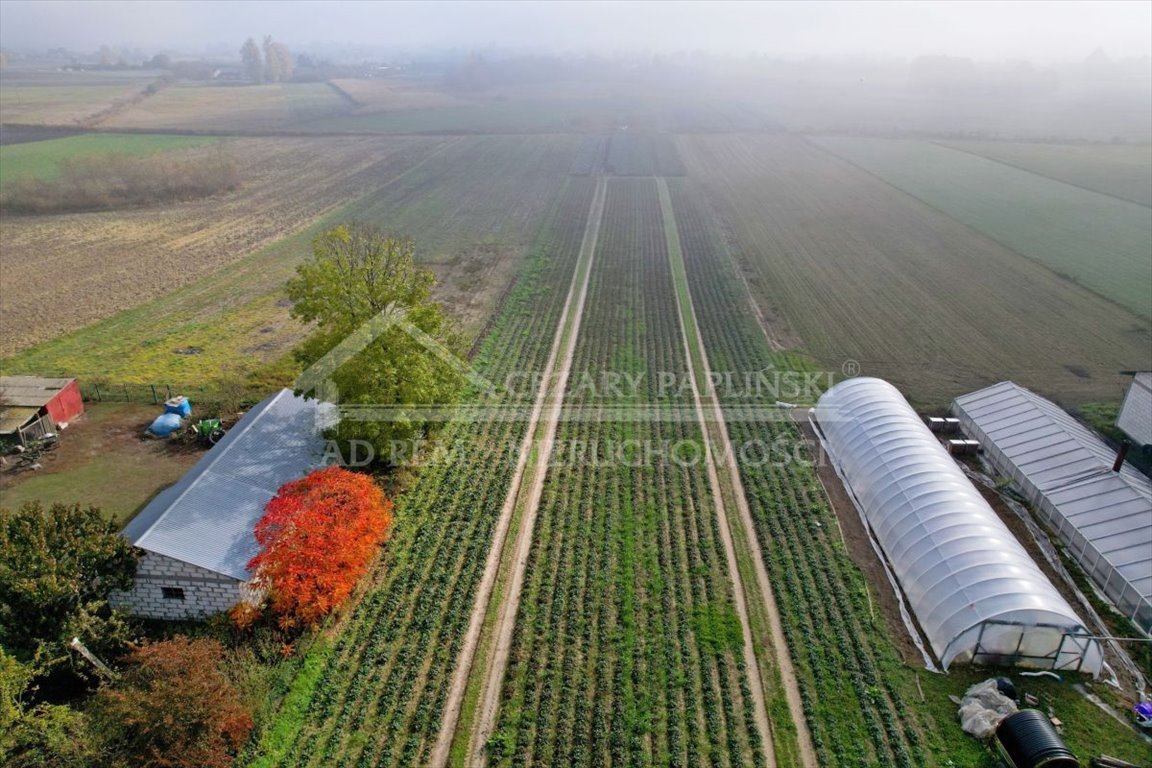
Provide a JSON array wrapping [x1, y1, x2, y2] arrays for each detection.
[[604, 132, 686, 176], [3, 72, 1150, 768], [0, 135, 441, 356], [0, 132, 218, 186], [666, 176, 1149, 767], [1, 134, 578, 383], [245, 177, 599, 768], [812, 136, 1152, 318], [938, 139, 1152, 207], [483, 178, 768, 767], [328, 78, 474, 111], [668, 179, 944, 765], [99, 81, 352, 131], [679, 133, 1152, 408], [304, 79, 769, 135], [0, 70, 157, 124]]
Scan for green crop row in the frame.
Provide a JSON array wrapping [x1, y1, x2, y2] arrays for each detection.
[[245, 176, 597, 768], [488, 178, 764, 767]]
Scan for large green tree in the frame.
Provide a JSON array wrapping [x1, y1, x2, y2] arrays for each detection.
[[286, 223, 465, 463], [0, 503, 138, 669], [0, 650, 95, 768]]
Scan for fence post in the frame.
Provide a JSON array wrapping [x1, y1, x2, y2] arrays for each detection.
[[166, 384, 172, 400], [151, 385, 158, 404]]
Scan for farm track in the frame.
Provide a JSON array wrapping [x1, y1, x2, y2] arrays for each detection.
[[430, 176, 607, 768], [658, 177, 815, 768]]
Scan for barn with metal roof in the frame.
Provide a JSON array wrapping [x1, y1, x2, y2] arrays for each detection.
[[111, 389, 332, 619], [952, 381, 1152, 635], [815, 377, 1102, 674]]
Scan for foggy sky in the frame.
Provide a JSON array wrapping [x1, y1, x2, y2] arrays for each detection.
[[2, 0, 1150, 63]]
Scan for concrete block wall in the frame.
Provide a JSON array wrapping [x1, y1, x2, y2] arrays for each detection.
[[110, 551, 259, 620]]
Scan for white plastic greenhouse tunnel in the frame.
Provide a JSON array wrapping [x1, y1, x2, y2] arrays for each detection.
[[813, 377, 1103, 675]]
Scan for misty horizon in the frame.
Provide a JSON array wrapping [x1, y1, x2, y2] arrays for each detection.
[[2, 0, 1151, 65]]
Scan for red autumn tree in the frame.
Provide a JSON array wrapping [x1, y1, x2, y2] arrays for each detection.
[[248, 466, 392, 629], [88, 637, 252, 768]]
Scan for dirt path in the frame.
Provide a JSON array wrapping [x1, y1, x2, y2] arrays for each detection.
[[658, 178, 818, 768], [429, 176, 608, 768]]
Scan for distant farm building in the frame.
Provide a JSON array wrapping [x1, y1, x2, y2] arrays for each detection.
[[953, 381, 1152, 635], [1117, 372, 1152, 450], [815, 377, 1102, 674], [111, 389, 332, 619], [0, 375, 83, 445]]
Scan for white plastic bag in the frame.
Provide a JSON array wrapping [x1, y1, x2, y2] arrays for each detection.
[[957, 679, 1018, 740]]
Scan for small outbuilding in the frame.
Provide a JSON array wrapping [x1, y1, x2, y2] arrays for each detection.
[[952, 381, 1152, 635], [0, 376, 84, 445], [816, 377, 1102, 674], [111, 389, 333, 619]]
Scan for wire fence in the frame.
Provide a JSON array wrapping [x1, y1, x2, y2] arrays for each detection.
[[79, 382, 219, 405]]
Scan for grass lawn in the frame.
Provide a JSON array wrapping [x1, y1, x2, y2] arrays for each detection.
[[913, 666, 1152, 767], [0, 403, 201, 525], [0, 133, 219, 187]]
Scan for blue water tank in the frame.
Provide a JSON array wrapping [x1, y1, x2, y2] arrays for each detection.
[[147, 412, 183, 437]]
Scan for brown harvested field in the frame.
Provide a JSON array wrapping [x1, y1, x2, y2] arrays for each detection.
[[100, 81, 351, 131], [1, 135, 577, 385], [0, 135, 445, 354], [679, 133, 1152, 407], [0, 72, 157, 125]]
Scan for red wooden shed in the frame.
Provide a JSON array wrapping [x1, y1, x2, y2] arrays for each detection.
[[0, 376, 84, 444]]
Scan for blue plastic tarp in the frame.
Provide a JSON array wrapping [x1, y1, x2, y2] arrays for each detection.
[[147, 412, 183, 437]]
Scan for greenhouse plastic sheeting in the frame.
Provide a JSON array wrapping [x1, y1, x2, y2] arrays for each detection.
[[815, 377, 1101, 674]]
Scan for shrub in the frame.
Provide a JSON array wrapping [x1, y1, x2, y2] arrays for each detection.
[[88, 637, 253, 768], [248, 467, 393, 629], [0, 149, 240, 215]]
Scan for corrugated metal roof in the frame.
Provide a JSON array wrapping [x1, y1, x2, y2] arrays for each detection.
[[122, 389, 332, 581], [1117, 372, 1152, 447], [0, 407, 41, 434], [953, 381, 1152, 625], [0, 376, 75, 408]]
